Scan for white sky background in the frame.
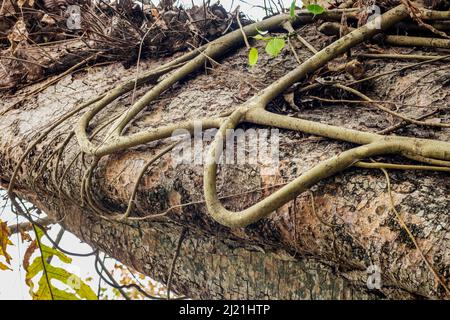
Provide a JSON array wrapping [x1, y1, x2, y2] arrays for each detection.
[[177, 0, 294, 20], [0, 0, 294, 300]]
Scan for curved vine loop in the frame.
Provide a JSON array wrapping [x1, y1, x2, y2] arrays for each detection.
[[61, 4, 450, 227], [5, 3, 450, 299], [203, 4, 450, 228]]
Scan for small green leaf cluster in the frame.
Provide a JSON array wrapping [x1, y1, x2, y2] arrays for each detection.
[[248, 1, 326, 67], [248, 28, 286, 67]]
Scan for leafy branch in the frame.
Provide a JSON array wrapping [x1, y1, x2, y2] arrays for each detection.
[[24, 227, 97, 300]]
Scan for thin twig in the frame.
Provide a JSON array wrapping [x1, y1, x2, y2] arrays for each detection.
[[167, 228, 187, 300]]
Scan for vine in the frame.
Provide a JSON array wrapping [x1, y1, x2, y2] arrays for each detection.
[[5, 2, 450, 298], [8, 4, 450, 225]]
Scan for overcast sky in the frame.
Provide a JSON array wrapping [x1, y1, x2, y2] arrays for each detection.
[[0, 0, 294, 300], [178, 0, 294, 20]]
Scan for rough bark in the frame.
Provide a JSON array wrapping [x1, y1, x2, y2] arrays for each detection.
[[0, 24, 449, 299]]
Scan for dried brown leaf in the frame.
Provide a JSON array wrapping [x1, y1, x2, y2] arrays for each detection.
[[8, 19, 28, 43], [23, 240, 37, 270]]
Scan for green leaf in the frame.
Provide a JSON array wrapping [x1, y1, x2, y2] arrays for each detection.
[[265, 38, 286, 57], [252, 34, 272, 41], [306, 4, 325, 16], [248, 47, 259, 66], [24, 227, 97, 300], [290, 0, 296, 19]]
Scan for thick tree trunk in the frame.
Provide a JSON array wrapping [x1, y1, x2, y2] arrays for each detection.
[[0, 25, 448, 299]]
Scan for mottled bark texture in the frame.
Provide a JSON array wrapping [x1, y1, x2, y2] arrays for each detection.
[[0, 24, 449, 299]]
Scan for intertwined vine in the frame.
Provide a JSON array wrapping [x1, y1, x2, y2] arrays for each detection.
[[5, 3, 450, 297]]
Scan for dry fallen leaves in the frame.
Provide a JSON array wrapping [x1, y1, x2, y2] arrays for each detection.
[[0, 220, 13, 271], [7, 19, 28, 43], [17, 0, 35, 8]]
